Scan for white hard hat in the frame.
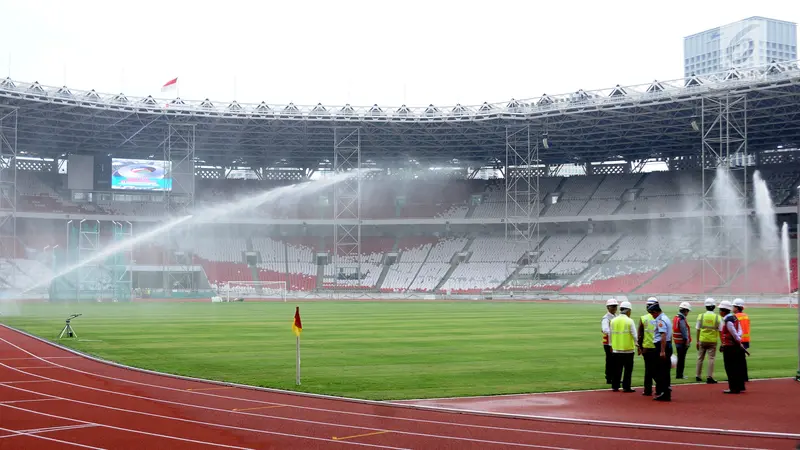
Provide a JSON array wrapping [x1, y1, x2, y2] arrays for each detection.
[[679, 301, 692, 311], [646, 297, 658, 305], [733, 298, 745, 307], [620, 301, 632, 309], [606, 298, 619, 306], [704, 298, 716, 307], [718, 300, 733, 310]]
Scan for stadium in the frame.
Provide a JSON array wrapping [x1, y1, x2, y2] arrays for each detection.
[[0, 58, 799, 448]]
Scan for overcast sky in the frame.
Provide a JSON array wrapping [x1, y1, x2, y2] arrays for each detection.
[[0, 0, 797, 108]]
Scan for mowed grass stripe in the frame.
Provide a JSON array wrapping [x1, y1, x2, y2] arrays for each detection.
[[1, 301, 796, 400]]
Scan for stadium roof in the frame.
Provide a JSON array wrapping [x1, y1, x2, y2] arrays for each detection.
[[1, 61, 800, 169]]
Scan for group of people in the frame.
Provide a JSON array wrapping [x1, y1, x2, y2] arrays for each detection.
[[601, 296, 751, 401]]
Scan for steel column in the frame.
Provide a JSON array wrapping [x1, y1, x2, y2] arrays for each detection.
[[332, 127, 362, 289], [75, 219, 101, 300], [700, 93, 749, 295], [112, 221, 133, 301], [0, 108, 18, 289], [163, 123, 196, 294], [504, 125, 541, 290]]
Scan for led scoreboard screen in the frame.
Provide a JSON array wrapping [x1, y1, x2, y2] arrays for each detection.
[[111, 158, 172, 191]]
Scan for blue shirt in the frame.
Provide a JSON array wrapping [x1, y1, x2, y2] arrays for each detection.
[[652, 313, 673, 344]]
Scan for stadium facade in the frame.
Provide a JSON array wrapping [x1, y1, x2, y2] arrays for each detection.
[[0, 60, 799, 302], [684, 16, 797, 77]]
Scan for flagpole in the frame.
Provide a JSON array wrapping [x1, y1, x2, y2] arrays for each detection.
[[296, 334, 301, 385]]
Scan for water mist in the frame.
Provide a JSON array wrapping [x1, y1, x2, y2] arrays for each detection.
[[18, 170, 369, 296], [781, 222, 792, 293], [753, 171, 780, 257]]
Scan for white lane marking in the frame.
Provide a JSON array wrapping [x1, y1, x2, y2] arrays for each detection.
[[0, 385, 411, 450], [0, 368, 568, 450], [0, 402, 257, 450], [0, 424, 106, 449], [0, 360, 772, 450]]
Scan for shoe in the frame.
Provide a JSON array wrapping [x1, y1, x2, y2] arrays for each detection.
[[723, 390, 741, 394], [676, 376, 686, 379], [706, 378, 718, 384], [642, 391, 652, 396], [623, 389, 636, 393], [696, 377, 703, 382], [612, 388, 619, 392], [654, 394, 671, 402]]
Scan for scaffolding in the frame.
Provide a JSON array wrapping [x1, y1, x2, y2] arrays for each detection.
[[332, 127, 362, 289], [0, 108, 17, 289], [700, 93, 749, 294], [111, 221, 133, 301], [162, 123, 197, 295], [53, 220, 133, 302], [504, 125, 542, 289]]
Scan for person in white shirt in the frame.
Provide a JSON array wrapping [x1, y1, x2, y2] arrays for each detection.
[[601, 298, 619, 385]]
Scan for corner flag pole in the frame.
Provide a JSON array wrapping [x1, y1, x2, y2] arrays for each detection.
[[293, 306, 302, 385], [296, 334, 301, 385]]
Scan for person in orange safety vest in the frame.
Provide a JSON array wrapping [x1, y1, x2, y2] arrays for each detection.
[[672, 302, 692, 379], [733, 298, 750, 384]]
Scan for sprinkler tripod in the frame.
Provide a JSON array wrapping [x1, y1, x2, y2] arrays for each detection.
[[59, 314, 82, 339]]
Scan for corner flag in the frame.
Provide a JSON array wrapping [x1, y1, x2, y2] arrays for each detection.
[[292, 307, 302, 337]]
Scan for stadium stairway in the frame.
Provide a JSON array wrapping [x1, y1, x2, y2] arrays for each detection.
[[629, 264, 672, 293], [433, 237, 473, 292], [375, 259, 392, 291], [407, 243, 435, 291], [373, 238, 399, 291], [316, 263, 324, 290]]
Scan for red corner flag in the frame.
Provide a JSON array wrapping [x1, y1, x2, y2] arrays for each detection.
[[161, 77, 178, 92], [292, 307, 302, 337]]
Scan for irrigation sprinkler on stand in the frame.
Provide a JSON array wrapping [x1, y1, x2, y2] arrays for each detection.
[[59, 314, 82, 339]]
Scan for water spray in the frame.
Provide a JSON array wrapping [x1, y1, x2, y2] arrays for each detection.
[[17, 169, 370, 296]]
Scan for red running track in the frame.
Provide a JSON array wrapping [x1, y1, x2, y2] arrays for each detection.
[[0, 325, 798, 450]]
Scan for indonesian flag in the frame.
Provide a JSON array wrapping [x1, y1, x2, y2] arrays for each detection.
[[161, 77, 178, 92], [292, 306, 303, 337]]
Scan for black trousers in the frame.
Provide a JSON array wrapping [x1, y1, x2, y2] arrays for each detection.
[[654, 344, 673, 398], [604, 345, 613, 383], [675, 344, 689, 378], [742, 342, 749, 382], [612, 353, 634, 390], [723, 345, 746, 392], [641, 349, 656, 394]]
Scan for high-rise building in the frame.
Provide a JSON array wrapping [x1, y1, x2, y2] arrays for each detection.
[[683, 16, 797, 77]]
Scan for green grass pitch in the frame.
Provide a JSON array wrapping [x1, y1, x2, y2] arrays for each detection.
[[1, 301, 797, 400]]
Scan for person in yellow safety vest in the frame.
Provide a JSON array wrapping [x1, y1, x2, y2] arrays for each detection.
[[610, 301, 639, 392], [733, 298, 750, 384], [695, 298, 720, 384], [601, 298, 619, 385], [637, 297, 658, 396]]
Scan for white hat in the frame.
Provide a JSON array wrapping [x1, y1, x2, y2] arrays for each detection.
[[620, 301, 632, 309], [733, 298, 745, 307], [606, 298, 619, 306], [718, 300, 733, 310], [704, 298, 716, 307], [646, 297, 658, 305], [679, 301, 692, 311]]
